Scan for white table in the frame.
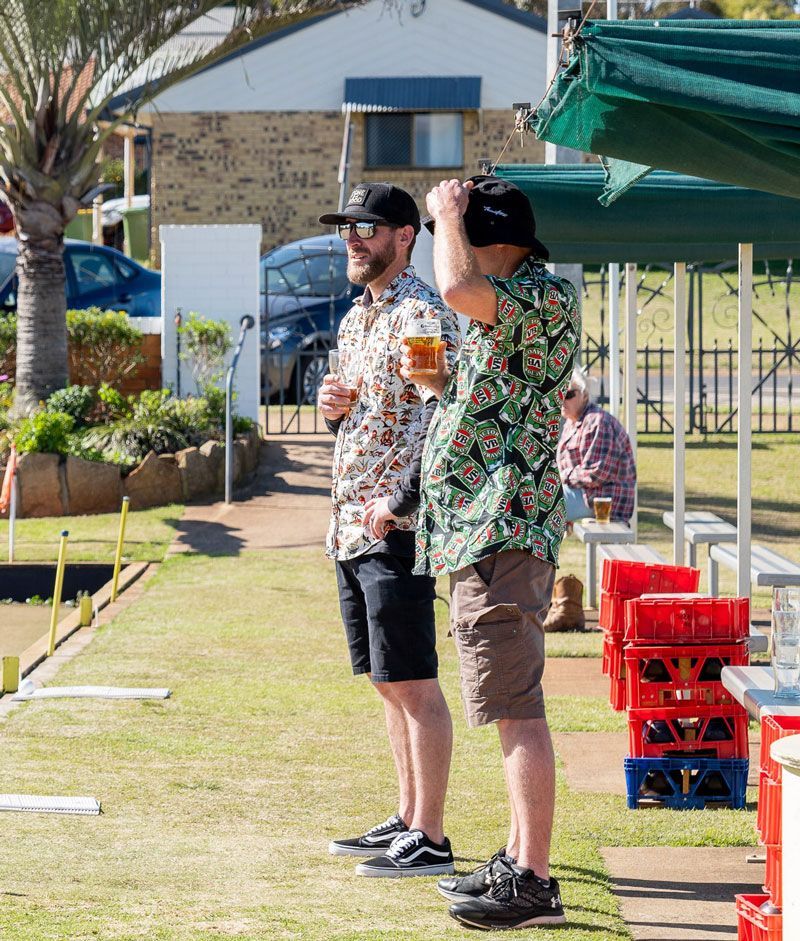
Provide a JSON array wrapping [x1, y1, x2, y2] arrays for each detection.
[[662, 510, 737, 569], [721, 665, 800, 720], [573, 520, 634, 608]]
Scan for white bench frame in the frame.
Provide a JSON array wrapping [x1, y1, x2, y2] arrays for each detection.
[[662, 511, 737, 568], [572, 521, 634, 608], [709, 542, 800, 595]]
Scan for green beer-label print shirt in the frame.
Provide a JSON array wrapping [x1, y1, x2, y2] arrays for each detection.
[[415, 258, 581, 577]]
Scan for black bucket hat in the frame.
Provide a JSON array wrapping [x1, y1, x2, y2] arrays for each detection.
[[423, 175, 549, 260], [319, 182, 421, 234]]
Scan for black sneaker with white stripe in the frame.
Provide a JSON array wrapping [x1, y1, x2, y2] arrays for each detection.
[[437, 848, 513, 902], [355, 829, 455, 878], [449, 861, 566, 929], [328, 814, 408, 857]]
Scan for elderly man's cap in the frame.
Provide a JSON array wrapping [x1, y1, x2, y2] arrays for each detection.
[[423, 175, 549, 259], [319, 182, 421, 233]]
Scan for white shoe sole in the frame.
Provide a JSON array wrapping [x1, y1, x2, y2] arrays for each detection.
[[328, 842, 395, 857], [355, 861, 456, 878], [451, 913, 567, 930], [436, 885, 479, 903]]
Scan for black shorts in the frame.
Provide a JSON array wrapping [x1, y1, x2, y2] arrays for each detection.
[[335, 551, 438, 683]]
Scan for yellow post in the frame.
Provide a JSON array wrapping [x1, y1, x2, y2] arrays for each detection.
[[79, 593, 93, 627], [1, 656, 19, 693], [111, 496, 130, 603], [47, 530, 69, 657]]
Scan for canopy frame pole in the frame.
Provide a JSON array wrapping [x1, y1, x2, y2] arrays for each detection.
[[609, 262, 621, 418], [673, 262, 687, 565], [737, 243, 753, 598], [625, 262, 638, 540]]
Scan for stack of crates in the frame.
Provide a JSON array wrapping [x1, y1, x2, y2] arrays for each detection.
[[619, 581, 751, 809], [735, 715, 800, 937], [600, 560, 701, 712]]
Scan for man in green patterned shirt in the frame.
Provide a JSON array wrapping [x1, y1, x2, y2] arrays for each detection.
[[404, 176, 580, 930]]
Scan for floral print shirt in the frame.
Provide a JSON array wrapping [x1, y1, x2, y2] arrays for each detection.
[[415, 258, 581, 577], [326, 266, 461, 561]]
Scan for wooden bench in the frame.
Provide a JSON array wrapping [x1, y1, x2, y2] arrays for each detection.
[[572, 520, 634, 608], [662, 511, 737, 568], [709, 543, 800, 595]]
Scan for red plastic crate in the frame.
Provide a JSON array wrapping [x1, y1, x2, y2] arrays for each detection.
[[601, 559, 700, 596], [756, 773, 782, 846], [609, 674, 626, 711], [599, 592, 629, 633], [735, 894, 782, 941], [627, 705, 749, 759], [625, 642, 749, 709], [760, 713, 800, 781], [601, 630, 613, 676], [624, 597, 750, 645], [763, 844, 782, 910]]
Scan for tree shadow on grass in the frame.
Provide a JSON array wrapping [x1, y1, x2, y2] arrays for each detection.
[[162, 517, 246, 557]]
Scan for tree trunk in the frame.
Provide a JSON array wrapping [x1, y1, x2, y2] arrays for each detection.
[[12, 200, 68, 416]]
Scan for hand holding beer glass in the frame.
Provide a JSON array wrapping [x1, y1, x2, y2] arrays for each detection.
[[400, 317, 449, 396], [318, 348, 360, 419]]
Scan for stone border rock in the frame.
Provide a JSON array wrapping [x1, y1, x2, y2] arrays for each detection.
[[1, 424, 261, 517]]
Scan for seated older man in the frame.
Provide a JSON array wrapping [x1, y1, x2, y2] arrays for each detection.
[[556, 367, 636, 523]]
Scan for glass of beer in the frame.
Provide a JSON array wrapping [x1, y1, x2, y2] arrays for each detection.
[[406, 319, 441, 375], [593, 497, 612, 523], [328, 348, 359, 406]]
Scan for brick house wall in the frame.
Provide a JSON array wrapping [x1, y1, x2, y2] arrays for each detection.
[[149, 110, 545, 264]]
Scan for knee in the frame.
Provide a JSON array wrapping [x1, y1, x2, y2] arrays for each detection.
[[388, 679, 447, 715]]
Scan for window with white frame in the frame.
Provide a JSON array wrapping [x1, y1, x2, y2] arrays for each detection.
[[365, 112, 464, 169]]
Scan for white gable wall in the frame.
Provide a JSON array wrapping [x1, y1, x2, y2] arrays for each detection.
[[147, 0, 546, 113]]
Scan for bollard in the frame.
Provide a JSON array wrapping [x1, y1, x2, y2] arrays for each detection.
[[47, 530, 69, 657], [111, 496, 130, 603], [1, 656, 18, 693], [79, 593, 93, 627]]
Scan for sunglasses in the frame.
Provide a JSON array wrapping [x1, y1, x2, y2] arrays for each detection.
[[564, 389, 579, 400], [336, 221, 397, 240]]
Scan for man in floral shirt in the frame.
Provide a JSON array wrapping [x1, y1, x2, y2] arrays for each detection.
[[316, 183, 461, 878], [407, 176, 579, 930]]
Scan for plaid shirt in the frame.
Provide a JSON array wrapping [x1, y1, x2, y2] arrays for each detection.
[[556, 403, 636, 522]]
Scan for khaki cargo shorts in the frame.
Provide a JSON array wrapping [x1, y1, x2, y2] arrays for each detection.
[[449, 549, 555, 728]]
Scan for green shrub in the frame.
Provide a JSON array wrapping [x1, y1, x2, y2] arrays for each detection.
[[67, 308, 144, 387], [15, 410, 75, 455], [0, 313, 16, 381], [178, 313, 231, 393], [95, 381, 129, 421], [45, 385, 94, 426]]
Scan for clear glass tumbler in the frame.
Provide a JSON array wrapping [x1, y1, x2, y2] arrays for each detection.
[[772, 587, 800, 699]]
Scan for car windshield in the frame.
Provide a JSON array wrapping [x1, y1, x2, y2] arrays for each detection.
[[0, 251, 16, 287], [262, 246, 348, 297]]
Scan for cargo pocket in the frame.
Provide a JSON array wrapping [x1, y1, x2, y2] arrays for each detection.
[[453, 603, 524, 699]]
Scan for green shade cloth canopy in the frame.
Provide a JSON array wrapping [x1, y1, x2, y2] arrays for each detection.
[[494, 164, 800, 263], [532, 20, 800, 205]]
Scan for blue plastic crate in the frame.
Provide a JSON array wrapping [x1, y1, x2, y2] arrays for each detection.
[[624, 756, 748, 809]]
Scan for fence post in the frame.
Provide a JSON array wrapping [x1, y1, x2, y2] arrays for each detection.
[[225, 315, 256, 504]]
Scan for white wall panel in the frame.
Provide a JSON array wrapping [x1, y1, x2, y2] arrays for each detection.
[[160, 225, 262, 422], [148, 0, 546, 113]]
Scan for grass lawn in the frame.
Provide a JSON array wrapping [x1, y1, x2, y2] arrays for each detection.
[[0, 549, 759, 941], [0, 504, 183, 563]]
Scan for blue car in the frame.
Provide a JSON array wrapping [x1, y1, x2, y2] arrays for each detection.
[[0, 237, 161, 317], [261, 234, 361, 404]]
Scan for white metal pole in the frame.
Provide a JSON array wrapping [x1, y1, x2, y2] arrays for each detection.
[[124, 131, 135, 209], [737, 243, 753, 598], [609, 263, 621, 418], [673, 262, 687, 565], [625, 262, 638, 540], [8, 476, 17, 564]]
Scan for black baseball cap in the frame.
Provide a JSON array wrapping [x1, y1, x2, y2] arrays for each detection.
[[319, 182, 421, 234], [423, 175, 549, 260]]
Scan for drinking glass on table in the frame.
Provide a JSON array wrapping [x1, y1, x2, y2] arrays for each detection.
[[772, 587, 800, 700], [593, 497, 612, 523], [405, 319, 441, 375]]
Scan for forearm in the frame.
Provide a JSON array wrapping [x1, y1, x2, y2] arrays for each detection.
[[433, 217, 497, 325]]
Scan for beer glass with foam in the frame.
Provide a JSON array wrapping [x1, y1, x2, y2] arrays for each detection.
[[406, 318, 441, 376], [593, 497, 612, 523]]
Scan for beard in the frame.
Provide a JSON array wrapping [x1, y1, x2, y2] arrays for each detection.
[[347, 240, 398, 285]]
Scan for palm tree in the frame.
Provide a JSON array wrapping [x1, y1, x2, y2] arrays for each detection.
[[0, 0, 349, 415]]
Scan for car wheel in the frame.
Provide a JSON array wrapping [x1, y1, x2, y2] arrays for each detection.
[[297, 349, 329, 405]]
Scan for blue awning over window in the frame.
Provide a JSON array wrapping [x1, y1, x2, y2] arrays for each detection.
[[343, 76, 481, 113]]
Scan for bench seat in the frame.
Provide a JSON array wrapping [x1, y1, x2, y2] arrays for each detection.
[[709, 542, 800, 593], [662, 511, 737, 568]]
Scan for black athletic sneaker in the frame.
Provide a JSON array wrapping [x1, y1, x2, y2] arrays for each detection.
[[355, 829, 455, 878], [449, 861, 566, 929], [437, 848, 514, 902], [328, 814, 407, 857]]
